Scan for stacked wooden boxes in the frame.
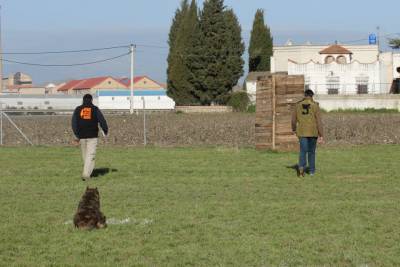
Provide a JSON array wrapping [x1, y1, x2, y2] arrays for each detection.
[[255, 74, 304, 151]]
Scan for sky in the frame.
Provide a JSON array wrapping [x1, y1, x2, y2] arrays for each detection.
[[1, 0, 399, 85]]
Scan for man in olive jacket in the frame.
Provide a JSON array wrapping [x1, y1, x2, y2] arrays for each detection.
[[72, 94, 108, 181], [291, 89, 324, 177]]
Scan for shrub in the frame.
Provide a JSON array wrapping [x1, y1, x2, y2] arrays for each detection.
[[227, 91, 250, 112], [247, 104, 256, 113]]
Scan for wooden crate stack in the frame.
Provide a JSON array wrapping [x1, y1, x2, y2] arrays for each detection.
[[255, 74, 304, 151]]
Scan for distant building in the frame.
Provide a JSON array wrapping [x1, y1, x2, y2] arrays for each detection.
[[245, 72, 270, 103], [118, 76, 165, 90], [271, 43, 399, 95], [58, 75, 165, 95], [8, 72, 33, 87], [57, 76, 127, 95]]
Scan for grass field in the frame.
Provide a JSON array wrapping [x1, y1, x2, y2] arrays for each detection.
[[1, 145, 400, 266]]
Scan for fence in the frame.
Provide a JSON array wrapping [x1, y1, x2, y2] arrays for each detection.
[[306, 83, 394, 95]]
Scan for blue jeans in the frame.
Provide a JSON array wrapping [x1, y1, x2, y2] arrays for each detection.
[[299, 137, 318, 174]]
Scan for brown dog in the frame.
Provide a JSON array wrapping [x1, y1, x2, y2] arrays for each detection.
[[73, 187, 107, 230]]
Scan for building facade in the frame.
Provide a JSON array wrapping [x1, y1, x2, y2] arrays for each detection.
[[271, 43, 399, 95]]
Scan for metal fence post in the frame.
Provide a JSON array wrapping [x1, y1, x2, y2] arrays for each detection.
[[0, 102, 3, 146], [143, 97, 147, 146]]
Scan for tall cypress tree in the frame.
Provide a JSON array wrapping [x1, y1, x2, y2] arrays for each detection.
[[167, 0, 189, 104], [167, 0, 200, 105], [190, 0, 244, 105], [221, 9, 245, 103], [248, 9, 273, 72]]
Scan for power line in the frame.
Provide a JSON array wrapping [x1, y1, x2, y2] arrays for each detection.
[[1, 52, 130, 67], [341, 32, 400, 44], [135, 44, 168, 49], [1, 44, 130, 55]]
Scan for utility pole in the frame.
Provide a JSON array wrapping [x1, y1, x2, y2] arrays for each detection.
[[0, 102, 3, 146], [130, 44, 136, 114], [377, 26, 381, 53], [0, 5, 3, 94]]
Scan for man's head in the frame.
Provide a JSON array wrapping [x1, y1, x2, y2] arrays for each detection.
[[83, 94, 93, 104], [304, 89, 314, 98]]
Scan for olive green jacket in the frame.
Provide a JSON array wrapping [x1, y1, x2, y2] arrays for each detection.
[[291, 97, 324, 137]]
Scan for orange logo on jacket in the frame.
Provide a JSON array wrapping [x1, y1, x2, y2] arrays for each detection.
[[80, 108, 92, 120]]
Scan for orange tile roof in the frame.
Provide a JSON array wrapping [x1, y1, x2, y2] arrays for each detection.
[[119, 76, 164, 88], [58, 79, 83, 91], [319, 44, 352, 54], [58, 76, 127, 91], [72, 77, 109, 90]]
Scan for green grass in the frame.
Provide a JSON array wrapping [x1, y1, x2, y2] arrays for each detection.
[[1, 145, 400, 266]]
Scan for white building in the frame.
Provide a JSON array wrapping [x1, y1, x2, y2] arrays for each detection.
[[97, 90, 175, 110], [270, 43, 400, 95], [245, 72, 269, 103]]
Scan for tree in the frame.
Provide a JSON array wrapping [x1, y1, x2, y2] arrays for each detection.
[[389, 38, 400, 49], [167, 0, 201, 105], [248, 9, 273, 72], [167, 0, 189, 104], [190, 0, 244, 105]]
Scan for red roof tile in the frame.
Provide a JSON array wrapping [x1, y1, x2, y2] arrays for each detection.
[[119, 76, 164, 88], [72, 77, 109, 90], [319, 45, 352, 54], [58, 79, 84, 91]]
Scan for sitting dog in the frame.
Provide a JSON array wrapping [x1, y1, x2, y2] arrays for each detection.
[[73, 187, 107, 230]]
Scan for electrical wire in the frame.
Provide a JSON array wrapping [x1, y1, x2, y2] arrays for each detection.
[[1, 45, 130, 55], [1, 52, 131, 67], [341, 32, 400, 44]]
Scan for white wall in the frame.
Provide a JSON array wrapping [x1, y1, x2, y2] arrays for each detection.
[[288, 60, 383, 94], [315, 94, 400, 111], [98, 95, 175, 110], [246, 81, 257, 103], [272, 44, 379, 73], [0, 95, 83, 110]]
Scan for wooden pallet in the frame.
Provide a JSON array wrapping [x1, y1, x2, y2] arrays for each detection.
[[255, 74, 304, 151]]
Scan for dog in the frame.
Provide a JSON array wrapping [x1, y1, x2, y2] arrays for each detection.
[[73, 187, 107, 230]]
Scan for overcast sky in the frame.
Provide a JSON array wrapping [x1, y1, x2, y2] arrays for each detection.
[[1, 0, 399, 85]]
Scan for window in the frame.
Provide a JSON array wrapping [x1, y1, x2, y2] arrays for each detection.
[[112, 97, 115, 101], [17, 101, 23, 105], [325, 56, 335, 64], [336, 56, 347, 64], [326, 76, 340, 94], [44, 101, 50, 105], [356, 76, 369, 94]]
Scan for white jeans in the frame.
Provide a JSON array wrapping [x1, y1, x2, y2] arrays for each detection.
[[80, 138, 98, 178]]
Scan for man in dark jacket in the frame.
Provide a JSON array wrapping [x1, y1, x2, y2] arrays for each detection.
[[72, 94, 108, 180], [291, 89, 324, 177]]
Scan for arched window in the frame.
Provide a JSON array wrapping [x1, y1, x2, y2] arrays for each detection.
[[325, 56, 335, 64], [336, 56, 347, 64]]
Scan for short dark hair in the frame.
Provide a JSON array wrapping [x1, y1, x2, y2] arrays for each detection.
[[83, 94, 93, 103], [304, 89, 314, 97], [397, 66, 400, 74]]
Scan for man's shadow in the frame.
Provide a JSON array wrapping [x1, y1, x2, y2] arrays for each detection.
[[91, 168, 118, 178]]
